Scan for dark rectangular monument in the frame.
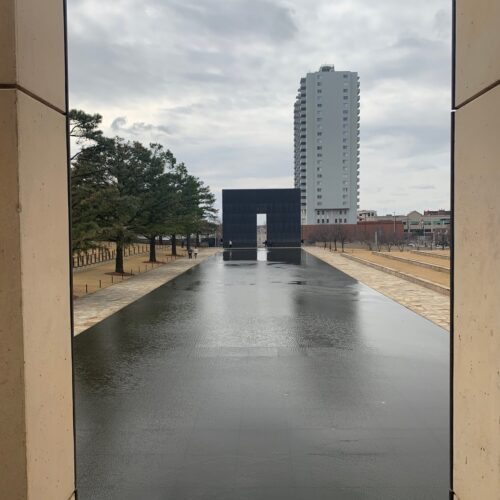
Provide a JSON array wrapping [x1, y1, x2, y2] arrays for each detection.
[[222, 189, 301, 248]]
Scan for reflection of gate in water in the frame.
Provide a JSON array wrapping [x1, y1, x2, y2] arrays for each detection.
[[222, 248, 302, 265]]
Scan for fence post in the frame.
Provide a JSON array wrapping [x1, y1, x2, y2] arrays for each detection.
[[99, 279, 101, 288]]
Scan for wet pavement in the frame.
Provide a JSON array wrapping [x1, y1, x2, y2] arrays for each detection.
[[75, 249, 449, 499]]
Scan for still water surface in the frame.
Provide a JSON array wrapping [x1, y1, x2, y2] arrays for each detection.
[[75, 249, 449, 499]]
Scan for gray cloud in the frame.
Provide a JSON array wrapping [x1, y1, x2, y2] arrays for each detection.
[[68, 0, 452, 215], [110, 116, 176, 136], [160, 0, 298, 41]]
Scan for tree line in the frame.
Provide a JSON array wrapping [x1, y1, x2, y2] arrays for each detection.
[[306, 223, 450, 252], [70, 110, 217, 274]]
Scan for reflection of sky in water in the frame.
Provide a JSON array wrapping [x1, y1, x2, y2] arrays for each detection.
[[257, 248, 267, 261]]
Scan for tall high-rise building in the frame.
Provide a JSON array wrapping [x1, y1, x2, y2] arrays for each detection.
[[294, 65, 360, 225]]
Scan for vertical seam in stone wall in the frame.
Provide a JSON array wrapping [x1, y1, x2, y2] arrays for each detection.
[[450, 3, 456, 496], [451, 0, 456, 110], [62, 0, 78, 497], [17, 90, 35, 500], [12, 88, 30, 500]]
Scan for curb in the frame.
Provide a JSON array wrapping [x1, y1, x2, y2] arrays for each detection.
[[340, 253, 450, 296], [372, 252, 450, 274], [409, 250, 450, 260]]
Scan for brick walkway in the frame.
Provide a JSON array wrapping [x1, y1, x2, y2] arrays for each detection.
[[305, 247, 450, 331], [73, 248, 220, 335]]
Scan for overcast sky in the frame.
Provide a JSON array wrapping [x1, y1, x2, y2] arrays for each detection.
[[68, 0, 451, 217]]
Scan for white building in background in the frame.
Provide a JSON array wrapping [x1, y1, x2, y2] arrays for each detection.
[[358, 209, 377, 222], [294, 65, 360, 225]]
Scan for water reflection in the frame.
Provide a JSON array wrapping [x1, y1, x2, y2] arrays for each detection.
[[223, 249, 257, 261], [223, 248, 302, 265], [74, 248, 449, 499], [267, 248, 301, 264]]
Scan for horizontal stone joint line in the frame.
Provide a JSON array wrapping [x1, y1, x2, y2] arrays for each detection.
[[0, 83, 66, 115], [454, 79, 500, 110]]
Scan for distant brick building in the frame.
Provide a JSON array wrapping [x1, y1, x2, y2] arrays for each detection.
[[302, 220, 404, 243], [357, 209, 451, 238]]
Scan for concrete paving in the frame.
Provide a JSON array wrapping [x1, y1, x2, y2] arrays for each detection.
[[74, 249, 449, 499]]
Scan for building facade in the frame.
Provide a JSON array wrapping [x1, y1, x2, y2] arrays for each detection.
[[294, 65, 360, 225], [357, 209, 377, 222], [358, 209, 451, 239]]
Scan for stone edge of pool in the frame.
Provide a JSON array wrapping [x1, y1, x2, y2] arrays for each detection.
[[73, 248, 221, 335], [303, 246, 450, 331]]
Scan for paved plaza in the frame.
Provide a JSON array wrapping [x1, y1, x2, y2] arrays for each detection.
[[75, 249, 449, 499]]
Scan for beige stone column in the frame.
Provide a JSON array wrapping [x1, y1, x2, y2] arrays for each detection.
[[453, 1, 500, 498], [0, 1, 75, 499]]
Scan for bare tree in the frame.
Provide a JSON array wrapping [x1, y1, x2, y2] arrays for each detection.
[[385, 237, 394, 252], [328, 225, 339, 251], [321, 226, 331, 249], [309, 226, 330, 249], [357, 228, 373, 250], [375, 230, 383, 252], [378, 230, 397, 252], [436, 229, 450, 250], [336, 225, 349, 252]]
